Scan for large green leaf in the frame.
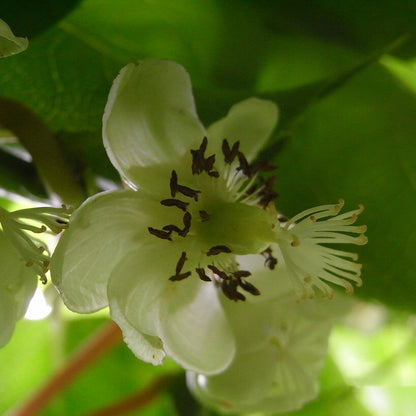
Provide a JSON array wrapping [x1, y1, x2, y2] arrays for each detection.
[[272, 63, 416, 311], [0, 0, 82, 38]]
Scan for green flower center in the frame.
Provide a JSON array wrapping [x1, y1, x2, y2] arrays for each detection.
[[147, 138, 278, 301]]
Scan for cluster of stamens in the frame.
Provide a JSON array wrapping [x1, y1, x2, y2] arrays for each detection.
[[0, 205, 71, 284], [148, 137, 280, 301]]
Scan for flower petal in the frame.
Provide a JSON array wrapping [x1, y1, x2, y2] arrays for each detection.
[[108, 261, 166, 365], [51, 189, 174, 313], [0, 19, 28, 58], [195, 345, 277, 405], [207, 97, 278, 164], [103, 59, 206, 188], [159, 278, 235, 374]]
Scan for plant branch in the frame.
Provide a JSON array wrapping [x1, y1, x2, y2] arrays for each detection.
[[81, 375, 175, 416], [0, 97, 85, 206], [8, 321, 122, 416]]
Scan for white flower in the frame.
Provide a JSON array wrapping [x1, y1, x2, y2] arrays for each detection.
[[51, 59, 366, 374], [0, 18, 28, 58], [0, 205, 70, 347], [187, 287, 349, 414]]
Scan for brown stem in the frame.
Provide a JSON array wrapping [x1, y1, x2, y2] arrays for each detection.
[[0, 97, 85, 206], [8, 321, 122, 416], [81, 375, 174, 416]]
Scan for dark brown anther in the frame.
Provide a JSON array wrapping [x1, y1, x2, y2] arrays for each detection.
[[163, 224, 183, 234], [161, 198, 189, 212], [207, 264, 228, 280], [176, 252, 187, 274], [257, 176, 278, 208], [169, 252, 192, 281], [163, 212, 191, 238], [205, 154, 216, 172], [196, 267, 212, 282], [206, 245, 232, 256], [191, 137, 208, 174], [222, 139, 240, 164], [232, 270, 251, 279], [169, 271, 192, 281], [262, 247, 277, 270], [177, 184, 201, 201], [170, 170, 178, 197], [222, 280, 246, 302], [237, 151, 251, 177], [238, 279, 260, 296], [191, 137, 219, 177], [278, 215, 288, 223], [148, 227, 172, 241], [182, 212, 191, 235], [199, 210, 210, 222]]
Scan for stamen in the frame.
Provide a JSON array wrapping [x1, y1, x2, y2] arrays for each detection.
[[222, 139, 240, 164], [160, 199, 189, 212], [262, 247, 277, 270], [237, 151, 251, 177], [195, 267, 212, 282], [199, 210, 210, 222], [162, 211, 191, 237], [206, 245, 232, 256], [238, 279, 260, 296], [177, 183, 201, 201], [169, 251, 192, 281], [232, 270, 251, 279], [170, 170, 178, 197], [190, 137, 219, 177], [148, 227, 172, 241]]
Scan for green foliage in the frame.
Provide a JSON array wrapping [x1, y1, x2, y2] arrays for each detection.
[[0, 0, 416, 415]]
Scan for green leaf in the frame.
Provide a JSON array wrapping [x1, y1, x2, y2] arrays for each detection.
[[0, 146, 47, 199], [1, 0, 82, 38], [272, 63, 416, 311]]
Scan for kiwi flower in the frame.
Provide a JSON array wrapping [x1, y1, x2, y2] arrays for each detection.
[[51, 59, 366, 374]]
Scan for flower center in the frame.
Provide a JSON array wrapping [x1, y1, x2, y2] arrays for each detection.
[[147, 137, 279, 301]]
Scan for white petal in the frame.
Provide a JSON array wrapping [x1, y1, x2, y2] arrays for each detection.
[[220, 297, 273, 353], [108, 267, 166, 365], [103, 59, 206, 187], [159, 278, 235, 374], [51, 189, 173, 313], [107, 247, 177, 340], [207, 97, 278, 164], [0, 19, 28, 58], [198, 346, 277, 405]]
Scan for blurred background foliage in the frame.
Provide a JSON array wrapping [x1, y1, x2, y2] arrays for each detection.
[[0, 0, 415, 415]]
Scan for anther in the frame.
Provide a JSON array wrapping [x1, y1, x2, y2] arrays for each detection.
[[176, 252, 187, 275], [237, 152, 251, 177], [206, 245, 232, 256], [262, 247, 277, 270], [195, 267, 212, 282], [191, 137, 219, 177], [169, 251, 192, 281], [207, 264, 228, 280], [222, 139, 240, 164], [148, 227, 172, 241], [232, 270, 251, 279], [160, 198, 189, 212], [238, 279, 260, 296], [199, 210, 210, 222], [170, 170, 178, 197], [177, 184, 201, 201]]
